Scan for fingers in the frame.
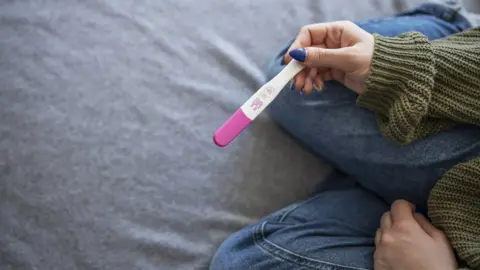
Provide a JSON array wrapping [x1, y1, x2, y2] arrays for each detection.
[[293, 69, 308, 91], [285, 21, 363, 70], [302, 68, 317, 94], [380, 212, 393, 229], [390, 200, 416, 224], [414, 214, 442, 238], [293, 68, 322, 94], [288, 46, 354, 71], [284, 23, 331, 64], [304, 47, 354, 70], [314, 74, 324, 90], [375, 228, 382, 247], [319, 68, 333, 81], [285, 19, 373, 78], [284, 21, 356, 64], [297, 69, 334, 93], [284, 20, 362, 92], [293, 68, 329, 93]]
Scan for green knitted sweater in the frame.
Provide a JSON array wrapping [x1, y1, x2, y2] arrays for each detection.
[[357, 28, 480, 269]]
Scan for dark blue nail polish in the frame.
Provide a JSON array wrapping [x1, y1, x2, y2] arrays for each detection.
[[300, 89, 304, 96], [289, 48, 307, 62], [290, 80, 296, 90]]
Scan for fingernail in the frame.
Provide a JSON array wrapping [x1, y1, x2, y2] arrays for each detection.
[[300, 89, 304, 96], [314, 85, 323, 92], [290, 80, 296, 90], [289, 48, 307, 62]]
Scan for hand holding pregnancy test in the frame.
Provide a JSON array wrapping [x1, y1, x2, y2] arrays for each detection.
[[213, 21, 374, 147], [213, 60, 305, 147]]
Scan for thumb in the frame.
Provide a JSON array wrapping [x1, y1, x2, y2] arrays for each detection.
[[414, 214, 440, 237], [289, 47, 352, 70], [390, 200, 416, 223]]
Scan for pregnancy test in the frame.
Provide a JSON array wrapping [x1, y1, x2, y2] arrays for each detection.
[[213, 60, 305, 147]]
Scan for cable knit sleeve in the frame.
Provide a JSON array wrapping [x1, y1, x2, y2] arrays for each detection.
[[428, 158, 480, 270], [357, 28, 480, 144]]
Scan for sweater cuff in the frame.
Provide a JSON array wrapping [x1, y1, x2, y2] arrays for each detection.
[[357, 32, 436, 143]]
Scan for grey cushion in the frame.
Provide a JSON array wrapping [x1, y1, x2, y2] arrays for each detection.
[[0, 0, 436, 269]]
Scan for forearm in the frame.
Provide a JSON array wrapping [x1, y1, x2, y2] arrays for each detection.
[[428, 29, 480, 123], [357, 28, 480, 144]]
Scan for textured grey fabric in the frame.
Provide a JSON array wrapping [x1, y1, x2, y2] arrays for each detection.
[[2, 0, 469, 269]]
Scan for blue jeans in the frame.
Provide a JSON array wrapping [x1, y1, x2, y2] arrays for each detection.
[[211, 3, 480, 270]]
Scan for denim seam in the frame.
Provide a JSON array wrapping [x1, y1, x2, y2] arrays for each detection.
[[277, 193, 325, 222], [252, 221, 370, 270]]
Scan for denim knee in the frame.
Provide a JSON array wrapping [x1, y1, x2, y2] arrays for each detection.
[[209, 225, 287, 270], [209, 231, 247, 270], [210, 224, 303, 270], [210, 189, 385, 270], [209, 222, 373, 270]]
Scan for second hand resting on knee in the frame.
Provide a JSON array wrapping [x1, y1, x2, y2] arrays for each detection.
[[374, 200, 456, 270]]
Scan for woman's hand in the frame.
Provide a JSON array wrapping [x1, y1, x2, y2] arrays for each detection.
[[284, 21, 374, 95], [374, 200, 458, 270]]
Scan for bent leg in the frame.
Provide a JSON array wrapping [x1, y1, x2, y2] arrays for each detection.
[[210, 178, 388, 270], [267, 4, 480, 210]]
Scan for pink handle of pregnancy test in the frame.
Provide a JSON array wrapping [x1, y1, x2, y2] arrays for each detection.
[[213, 109, 251, 147]]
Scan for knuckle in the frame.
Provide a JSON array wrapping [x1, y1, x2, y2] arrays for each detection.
[[395, 220, 413, 231], [340, 20, 355, 27], [317, 49, 327, 59], [299, 25, 309, 35], [380, 231, 395, 246], [392, 199, 406, 207], [380, 212, 391, 226], [310, 49, 323, 61], [392, 199, 414, 213]]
